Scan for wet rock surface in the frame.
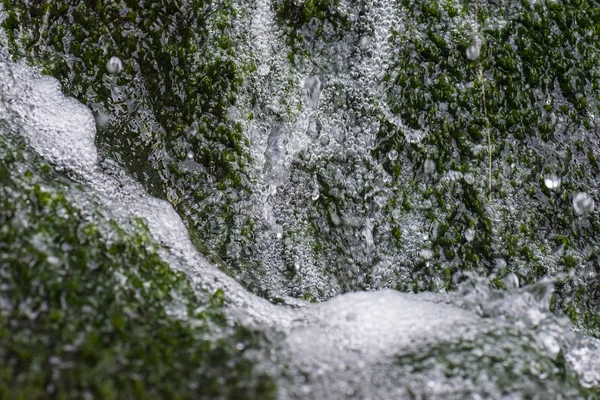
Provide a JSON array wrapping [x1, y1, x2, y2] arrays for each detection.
[[1, 0, 600, 398]]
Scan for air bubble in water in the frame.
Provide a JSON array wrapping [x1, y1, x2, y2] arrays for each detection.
[[495, 258, 507, 270], [106, 56, 123, 74], [258, 64, 270, 76], [359, 36, 372, 48], [573, 192, 594, 215], [424, 159, 436, 174], [94, 110, 110, 128], [466, 38, 482, 61], [388, 149, 398, 161], [420, 249, 433, 260], [303, 76, 321, 108], [544, 173, 561, 190], [312, 187, 320, 201], [464, 228, 475, 242], [463, 173, 475, 185]]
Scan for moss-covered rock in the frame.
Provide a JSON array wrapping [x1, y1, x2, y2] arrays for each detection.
[[1, 0, 265, 289], [2, 0, 600, 337], [0, 131, 275, 399]]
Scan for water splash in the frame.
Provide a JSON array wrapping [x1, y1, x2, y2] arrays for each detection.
[[573, 192, 594, 215], [106, 56, 123, 74], [466, 37, 482, 61], [2, 58, 600, 399], [544, 173, 561, 190]]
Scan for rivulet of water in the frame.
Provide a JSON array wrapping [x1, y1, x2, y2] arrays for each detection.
[[2, 58, 599, 399]]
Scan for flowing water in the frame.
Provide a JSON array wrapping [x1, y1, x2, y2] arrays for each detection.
[[2, 0, 600, 398], [2, 55, 600, 398]]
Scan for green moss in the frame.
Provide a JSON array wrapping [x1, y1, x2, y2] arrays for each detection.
[[371, 0, 600, 334], [273, 0, 350, 65], [0, 133, 276, 398], [1, 0, 261, 285]]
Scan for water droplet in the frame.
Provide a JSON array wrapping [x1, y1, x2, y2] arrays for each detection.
[[94, 110, 110, 128], [544, 173, 561, 190], [311, 187, 320, 201], [573, 192, 594, 215], [495, 258, 507, 270], [387, 149, 398, 161], [359, 36, 372, 48], [463, 173, 475, 185], [464, 228, 475, 242], [106, 56, 123, 74], [236, 342, 245, 351], [420, 249, 433, 260], [187, 151, 194, 160], [466, 38, 482, 61], [424, 159, 436, 174]]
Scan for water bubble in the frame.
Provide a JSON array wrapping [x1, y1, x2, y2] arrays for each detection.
[[464, 228, 475, 242], [572, 192, 594, 215], [463, 173, 475, 185], [94, 110, 110, 129], [312, 187, 320, 201], [258, 64, 270, 76], [424, 159, 436, 174], [466, 38, 482, 61], [495, 258, 507, 270], [388, 149, 398, 161], [544, 173, 561, 190], [420, 249, 433, 260], [359, 36, 372, 49], [187, 151, 194, 160], [106, 56, 123, 74], [303, 76, 321, 108], [47, 256, 60, 265]]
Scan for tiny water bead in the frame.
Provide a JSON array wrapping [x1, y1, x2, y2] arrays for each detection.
[[544, 174, 561, 190], [387, 149, 398, 161], [573, 192, 595, 215], [424, 159, 436, 174], [106, 56, 123, 74], [420, 249, 433, 260], [466, 38, 482, 61], [464, 228, 475, 242], [463, 173, 475, 185]]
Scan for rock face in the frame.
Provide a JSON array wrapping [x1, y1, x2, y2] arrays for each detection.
[[1, 0, 600, 398]]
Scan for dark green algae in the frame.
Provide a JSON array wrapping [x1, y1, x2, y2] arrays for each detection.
[[270, 0, 600, 333], [0, 131, 276, 398], [377, 0, 600, 334], [1, 0, 266, 292]]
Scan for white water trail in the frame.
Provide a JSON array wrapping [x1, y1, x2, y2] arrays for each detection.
[[2, 45, 600, 399]]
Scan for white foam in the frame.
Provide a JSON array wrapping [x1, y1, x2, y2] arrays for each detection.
[[3, 36, 600, 400]]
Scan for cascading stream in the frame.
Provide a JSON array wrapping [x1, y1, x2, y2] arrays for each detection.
[[2, 55, 600, 399]]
